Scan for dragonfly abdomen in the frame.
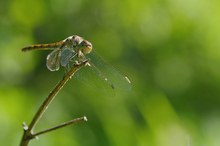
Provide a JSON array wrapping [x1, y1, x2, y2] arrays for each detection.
[[21, 42, 63, 52]]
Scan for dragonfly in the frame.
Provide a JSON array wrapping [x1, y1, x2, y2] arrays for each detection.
[[22, 35, 92, 71], [22, 35, 131, 90]]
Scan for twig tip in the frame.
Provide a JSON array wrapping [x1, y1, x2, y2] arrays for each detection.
[[83, 116, 88, 122]]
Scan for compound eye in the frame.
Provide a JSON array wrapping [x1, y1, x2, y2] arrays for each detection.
[[73, 36, 83, 47], [81, 40, 92, 54]]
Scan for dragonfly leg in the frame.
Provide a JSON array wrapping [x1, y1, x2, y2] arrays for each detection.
[[74, 60, 80, 65]]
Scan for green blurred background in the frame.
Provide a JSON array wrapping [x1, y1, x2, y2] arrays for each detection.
[[1, 0, 220, 145]]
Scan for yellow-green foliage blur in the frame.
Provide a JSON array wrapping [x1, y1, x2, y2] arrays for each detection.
[[1, 0, 220, 146]]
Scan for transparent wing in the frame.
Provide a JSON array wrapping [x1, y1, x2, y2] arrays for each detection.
[[89, 52, 131, 91], [76, 51, 131, 91], [60, 47, 76, 67], [46, 48, 61, 71]]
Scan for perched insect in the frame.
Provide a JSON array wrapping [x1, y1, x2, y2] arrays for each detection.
[[22, 35, 92, 71], [22, 35, 131, 91]]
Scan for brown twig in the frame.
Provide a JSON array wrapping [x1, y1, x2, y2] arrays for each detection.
[[20, 60, 89, 146], [33, 116, 87, 138]]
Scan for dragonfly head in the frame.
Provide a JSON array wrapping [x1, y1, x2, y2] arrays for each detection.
[[79, 40, 93, 54], [70, 35, 92, 54]]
